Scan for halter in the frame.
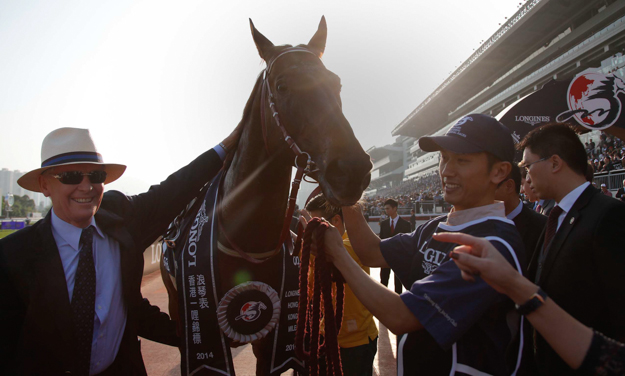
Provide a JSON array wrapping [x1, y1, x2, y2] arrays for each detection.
[[219, 47, 323, 263]]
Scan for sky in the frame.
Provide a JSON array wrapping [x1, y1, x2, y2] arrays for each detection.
[[1, 0, 522, 196]]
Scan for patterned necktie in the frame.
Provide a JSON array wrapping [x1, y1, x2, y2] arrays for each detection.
[[535, 204, 542, 213], [390, 220, 395, 235], [72, 226, 96, 376]]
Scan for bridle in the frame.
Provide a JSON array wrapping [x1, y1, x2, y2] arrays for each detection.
[[218, 47, 323, 263]]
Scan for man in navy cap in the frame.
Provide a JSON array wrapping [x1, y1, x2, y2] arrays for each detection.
[[306, 114, 527, 375]]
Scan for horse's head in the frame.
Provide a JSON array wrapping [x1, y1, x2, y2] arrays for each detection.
[[250, 17, 372, 206]]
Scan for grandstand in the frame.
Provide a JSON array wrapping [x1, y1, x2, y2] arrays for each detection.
[[367, 0, 625, 195]]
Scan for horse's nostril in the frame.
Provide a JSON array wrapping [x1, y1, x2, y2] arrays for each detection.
[[325, 159, 349, 187], [325, 157, 372, 195]]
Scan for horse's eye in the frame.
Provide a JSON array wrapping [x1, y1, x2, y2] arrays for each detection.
[[277, 84, 287, 94]]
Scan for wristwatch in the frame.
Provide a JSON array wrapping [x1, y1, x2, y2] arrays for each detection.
[[515, 287, 548, 315]]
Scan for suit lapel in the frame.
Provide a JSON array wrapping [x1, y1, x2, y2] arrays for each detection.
[[538, 186, 595, 285], [33, 213, 76, 350]]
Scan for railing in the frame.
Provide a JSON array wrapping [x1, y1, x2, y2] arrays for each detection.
[[366, 169, 625, 218], [366, 201, 451, 217], [593, 169, 625, 190]]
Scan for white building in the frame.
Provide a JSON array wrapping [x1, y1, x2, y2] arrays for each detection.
[[0, 168, 50, 211], [377, 0, 625, 183]]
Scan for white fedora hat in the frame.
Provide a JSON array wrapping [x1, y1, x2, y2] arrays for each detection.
[[18, 127, 126, 192]]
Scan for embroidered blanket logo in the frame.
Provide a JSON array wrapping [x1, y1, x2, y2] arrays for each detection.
[[236, 301, 267, 322]]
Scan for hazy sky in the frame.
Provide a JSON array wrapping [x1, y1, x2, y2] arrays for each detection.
[[1, 0, 521, 195]]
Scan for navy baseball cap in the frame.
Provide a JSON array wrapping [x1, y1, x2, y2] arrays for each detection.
[[418, 113, 515, 163]]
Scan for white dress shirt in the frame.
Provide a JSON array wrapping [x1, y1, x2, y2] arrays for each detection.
[[554, 182, 590, 231], [389, 215, 399, 232]]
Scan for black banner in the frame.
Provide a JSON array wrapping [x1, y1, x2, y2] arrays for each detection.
[[497, 73, 625, 157], [176, 171, 305, 375]]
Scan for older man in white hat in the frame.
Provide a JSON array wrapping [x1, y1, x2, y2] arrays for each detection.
[[0, 126, 240, 376]]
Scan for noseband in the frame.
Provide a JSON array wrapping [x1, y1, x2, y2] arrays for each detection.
[[219, 47, 324, 263]]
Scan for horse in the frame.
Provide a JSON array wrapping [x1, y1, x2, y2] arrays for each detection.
[[161, 17, 372, 375]]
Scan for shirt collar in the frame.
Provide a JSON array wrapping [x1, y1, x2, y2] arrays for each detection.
[[556, 182, 590, 214], [507, 199, 524, 220], [51, 209, 104, 252], [447, 201, 506, 226]]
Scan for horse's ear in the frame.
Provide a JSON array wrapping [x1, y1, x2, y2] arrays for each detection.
[[250, 19, 276, 62], [307, 16, 327, 58]]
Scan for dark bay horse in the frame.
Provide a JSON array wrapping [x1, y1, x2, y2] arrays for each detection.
[[161, 17, 372, 375]]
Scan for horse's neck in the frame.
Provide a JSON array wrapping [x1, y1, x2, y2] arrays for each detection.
[[220, 97, 293, 253]]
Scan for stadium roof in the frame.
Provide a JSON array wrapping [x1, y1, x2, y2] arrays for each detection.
[[392, 0, 624, 139]]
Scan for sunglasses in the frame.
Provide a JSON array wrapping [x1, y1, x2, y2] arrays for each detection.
[[51, 170, 108, 185]]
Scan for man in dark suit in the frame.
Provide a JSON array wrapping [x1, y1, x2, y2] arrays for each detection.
[[536, 198, 555, 216], [519, 123, 625, 375], [495, 165, 547, 375], [378, 198, 411, 294], [0, 126, 239, 375], [495, 165, 547, 265], [521, 169, 539, 209]]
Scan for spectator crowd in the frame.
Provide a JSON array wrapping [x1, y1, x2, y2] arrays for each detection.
[[362, 171, 445, 216], [362, 131, 625, 219], [586, 132, 625, 173]]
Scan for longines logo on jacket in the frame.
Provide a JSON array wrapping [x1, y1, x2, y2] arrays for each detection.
[[418, 242, 447, 275]]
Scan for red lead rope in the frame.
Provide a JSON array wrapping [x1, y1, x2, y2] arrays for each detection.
[[296, 218, 345, 376]]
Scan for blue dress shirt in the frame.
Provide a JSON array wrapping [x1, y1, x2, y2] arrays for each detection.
[[51, 209, 127, 375], [506, 199, 524, 221]]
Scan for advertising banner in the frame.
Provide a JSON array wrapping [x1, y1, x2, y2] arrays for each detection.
[[497, 73, 625, 158]]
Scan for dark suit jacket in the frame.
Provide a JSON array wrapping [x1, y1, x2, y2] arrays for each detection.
[[380, 216, 411, 239], [0, 149, 223, 376], [527, 185, 625, 375], [512, 204, 547, 269], [511, 204, 546, 376]]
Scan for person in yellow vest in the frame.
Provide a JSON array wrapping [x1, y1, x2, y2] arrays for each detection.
[[304, 194, 379, 376]]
